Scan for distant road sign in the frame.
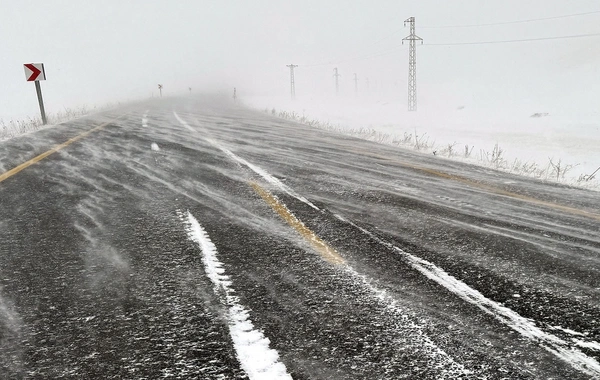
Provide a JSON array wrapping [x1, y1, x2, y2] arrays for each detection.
[[24, 63, 46, 81]]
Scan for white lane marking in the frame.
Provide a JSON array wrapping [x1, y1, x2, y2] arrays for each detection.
[[180, 210, 293, 380], [253, 181, 471, 375], [142, 110, 149, 128], [334, 214, 600, 378], [173, 111, 319, 210], [219, 147, 319, 210], [173, 112, 195, 133], [151, 142, 160, 152]]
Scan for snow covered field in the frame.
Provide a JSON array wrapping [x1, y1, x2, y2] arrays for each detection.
[[245, 95, 600, 189]]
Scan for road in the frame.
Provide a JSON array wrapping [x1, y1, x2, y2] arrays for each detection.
[[0, 95, 598, 379]]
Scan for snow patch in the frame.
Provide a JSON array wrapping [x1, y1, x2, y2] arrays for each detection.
[[0, 292, 21, 339], [142, 110, 149, 128], [180, 210, 292, 380]]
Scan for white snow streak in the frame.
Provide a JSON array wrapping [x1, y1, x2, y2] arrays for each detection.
[[173, 111, 319, 210], [180, 210, 292, 380], [335, 214, 600, 378], [548, 325, 586, 337], [574, 339, 600, 351], [345, 267, 473, 377]]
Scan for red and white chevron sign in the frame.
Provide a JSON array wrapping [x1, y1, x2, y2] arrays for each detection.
[[24, 63, 46, 81]]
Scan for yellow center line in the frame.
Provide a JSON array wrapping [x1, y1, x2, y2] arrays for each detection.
[[414, 164, 600, 221], [0, 118, 120, 184], [358, 150, 600, 222], [250, 181, 345, 265]]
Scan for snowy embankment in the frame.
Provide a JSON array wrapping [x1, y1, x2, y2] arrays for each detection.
[[0, 100, 134, 143], [244, 96, 600, 190]]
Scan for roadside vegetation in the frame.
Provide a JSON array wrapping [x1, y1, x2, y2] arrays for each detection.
[[266, 108, 599, 189], [0, 103, 118, 141]]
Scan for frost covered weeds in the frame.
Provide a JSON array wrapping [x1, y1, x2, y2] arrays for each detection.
[[267, 108, 599, 190], [0, 104, 116, 141]]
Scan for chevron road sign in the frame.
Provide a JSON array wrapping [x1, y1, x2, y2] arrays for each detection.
[[24, 63, 46, 81]]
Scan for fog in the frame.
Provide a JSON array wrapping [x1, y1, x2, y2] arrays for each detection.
[[2, 1, 600, 120]]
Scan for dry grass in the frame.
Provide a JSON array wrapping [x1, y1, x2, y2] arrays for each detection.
[[267, 107, 598, 188], [0, 104, 115, 141]]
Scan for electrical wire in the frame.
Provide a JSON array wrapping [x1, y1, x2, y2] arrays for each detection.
[[421, 10, 600, 28], [297, 11, 600, 66], [425, 32, 600, 45], [299, 31, 600, 66]]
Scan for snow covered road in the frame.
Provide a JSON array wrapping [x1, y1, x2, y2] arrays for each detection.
[[0, 95, 598, 379]]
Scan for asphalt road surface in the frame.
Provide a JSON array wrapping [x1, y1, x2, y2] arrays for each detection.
[[0, 96, 598, 379]]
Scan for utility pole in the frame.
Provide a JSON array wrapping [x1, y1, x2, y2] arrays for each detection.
[[286, 64, 298, 100], [333, 67, 341, 96], [402, 17, 423, 111], [158, 84, 163, 97], [353, 73, 358, 96]]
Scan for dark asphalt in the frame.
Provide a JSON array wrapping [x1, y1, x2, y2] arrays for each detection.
[[0, 95, 598, 379]]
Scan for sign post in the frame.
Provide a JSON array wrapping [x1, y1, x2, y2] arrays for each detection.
[[24, 63, 47, 125]]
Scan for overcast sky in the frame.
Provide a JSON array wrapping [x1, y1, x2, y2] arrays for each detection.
[[2, 0, 600, 119]]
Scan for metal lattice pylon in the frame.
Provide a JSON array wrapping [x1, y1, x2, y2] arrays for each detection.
[[403, 17, 423, 111]]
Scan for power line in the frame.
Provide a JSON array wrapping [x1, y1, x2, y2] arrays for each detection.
[[297, 32, 600, 68], [421, 10, 600, 28], [425, 32, 600, 46], [297, 13, 600, 67]]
